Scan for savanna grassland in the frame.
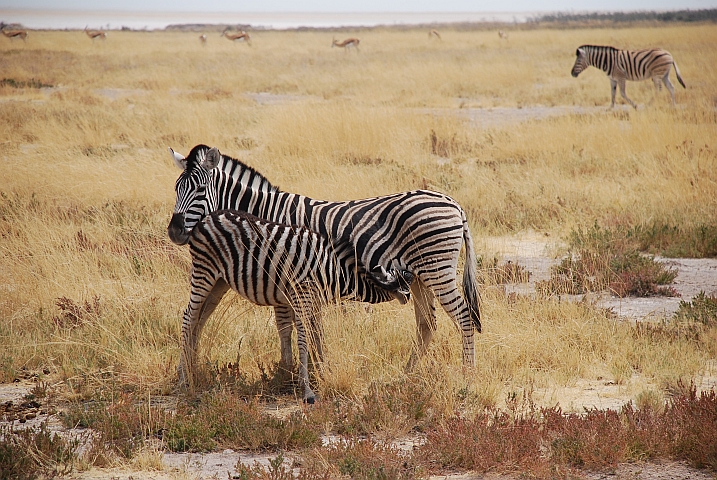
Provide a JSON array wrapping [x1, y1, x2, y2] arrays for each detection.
[[1, 23, 717, 478]]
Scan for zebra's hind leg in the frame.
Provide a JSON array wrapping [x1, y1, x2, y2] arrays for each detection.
[[661, 72, 676, 105], [429, 277, 477, 368], [648, 77, 663, 105], [179, 278, 230, 392], [405, 279, 437, 373]]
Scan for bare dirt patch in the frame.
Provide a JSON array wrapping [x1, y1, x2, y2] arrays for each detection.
[[481, 232, 717, 320]]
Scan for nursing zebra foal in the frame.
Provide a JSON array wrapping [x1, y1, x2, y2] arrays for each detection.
[[181, 209, 412, 402], [571, 45, 685, 108], [168, 145, 481, 372]]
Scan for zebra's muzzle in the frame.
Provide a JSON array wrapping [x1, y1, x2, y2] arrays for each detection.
[[168, 213, 191, 245]]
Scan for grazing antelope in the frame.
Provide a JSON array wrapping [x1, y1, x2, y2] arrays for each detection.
[[199, 34, 207, 44], [332, 37, 360, 52], [498, 30, 508, 40], [84, 26, 107, 41], [428, 29, 442, 40], [222, 28, 251, 45], [571, 45, 686, 108], [1, 27, 28, 42]]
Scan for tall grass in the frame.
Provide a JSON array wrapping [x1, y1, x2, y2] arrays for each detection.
[[0, 25, 715, 416]]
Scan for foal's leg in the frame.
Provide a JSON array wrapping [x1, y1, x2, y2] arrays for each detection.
[[179, 278, 229, 391], [287, 287, 320, 404]]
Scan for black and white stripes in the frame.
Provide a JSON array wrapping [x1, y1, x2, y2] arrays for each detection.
[[168, 145, 481, 376], [181, 209, 409, 403], [571, 45, 685, 108]]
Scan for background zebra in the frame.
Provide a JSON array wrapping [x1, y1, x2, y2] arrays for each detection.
[[181, 209, 412, 403], [571, 45, 685, 108], [168, 145, 481, 372]]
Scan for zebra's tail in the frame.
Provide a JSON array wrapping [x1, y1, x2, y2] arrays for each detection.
[[674, 61, 686, 89], [461, 210, 482, 333]]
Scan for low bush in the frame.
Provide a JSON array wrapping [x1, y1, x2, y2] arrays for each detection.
[[537, 224, 678, 297], [417, 385, 717, 478], [631, 222, 717, 258], [164, 390, 320, 453], [61, 392, 167, 466], [675, 291, 717, 326], [0, 421, 79, 479]]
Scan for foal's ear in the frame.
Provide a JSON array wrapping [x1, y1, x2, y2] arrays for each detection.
[[203, 147, 222, 170], [168, 147, 187, 170]]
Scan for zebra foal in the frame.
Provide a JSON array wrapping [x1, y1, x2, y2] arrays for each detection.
[[571, 45, 685, 108], [168, 145, 481, 373], [180, 209, 412, 403]]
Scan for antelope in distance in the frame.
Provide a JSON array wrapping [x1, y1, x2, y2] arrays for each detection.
[[84, 26, 107, 41], [498, 30, 509, 40], [1, 27, 28, 42], [428, 29, 442, 40], [222, 28, 251, 45], [332, 36, 360, 52], [199, 34, 207, 44]]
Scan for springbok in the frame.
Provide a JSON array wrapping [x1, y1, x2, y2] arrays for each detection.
[[498, 30, 509, 40], [1, 27, 28, 42], [222, 28, 251, 45], [332, 37, 360, 52], [428, 29, 442, 40], [199, 34, 207, 44], [84, 26, 107, 41]]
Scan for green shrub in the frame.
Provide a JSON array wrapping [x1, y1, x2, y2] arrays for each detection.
[[537, 224, 678, 297], [0, 421, 78, 479]]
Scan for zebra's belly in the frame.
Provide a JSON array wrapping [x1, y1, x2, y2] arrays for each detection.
[[219, 270, 290, 307]]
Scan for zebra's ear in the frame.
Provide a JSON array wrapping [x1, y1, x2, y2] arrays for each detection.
[[168, 147, 187, 170], [203, 147, 222, 170]]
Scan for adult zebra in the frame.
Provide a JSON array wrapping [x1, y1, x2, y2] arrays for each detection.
[[571, 45, 685, 108], [168, 145, 481, 372], [182, 209, 413, 402]]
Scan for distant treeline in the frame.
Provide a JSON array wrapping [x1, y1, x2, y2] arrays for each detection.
[[529, 9, 717, 25], [165, 10, 717, 34]]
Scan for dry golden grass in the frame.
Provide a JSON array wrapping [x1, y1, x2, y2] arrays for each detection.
[[1, 24, 715, 411]]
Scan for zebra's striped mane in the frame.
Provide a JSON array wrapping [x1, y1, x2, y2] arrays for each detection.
[[579, 45, 618, 53], [184, 144, 281, 194]]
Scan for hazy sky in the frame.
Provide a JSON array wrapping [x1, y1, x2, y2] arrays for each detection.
[[2, 0, 715, 12]]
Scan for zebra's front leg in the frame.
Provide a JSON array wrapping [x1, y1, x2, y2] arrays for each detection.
[[274, 305, 295, 374], [610, 78, 618, 108], [405, 279, 437, 373], [288, 289, 319, 404], [179, 278, 227, 391]]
